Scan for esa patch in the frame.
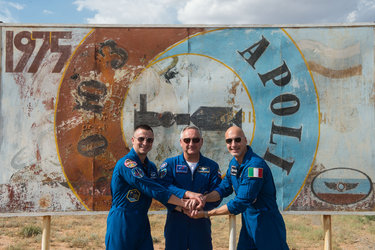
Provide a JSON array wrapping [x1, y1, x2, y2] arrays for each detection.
[[176, 165, 188, 173], [231, 165, 238, 176], [126, 189, 140, 202], [132, 167, 145, 178], [197, 166, 210, 173], [159, 168, 167, 178], [125, 159, 137, 168]]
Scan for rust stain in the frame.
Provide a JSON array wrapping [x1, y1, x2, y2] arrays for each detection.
[[55, 28, 204, 210], [42, 97, 55, 110], [227, 79, 240, 106], [39, 195, 51, 208], [308, 61, 362, 78]]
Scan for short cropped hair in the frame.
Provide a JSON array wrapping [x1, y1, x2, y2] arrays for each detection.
[[180, 125, 202, 139], [134, 124, 153, 133]]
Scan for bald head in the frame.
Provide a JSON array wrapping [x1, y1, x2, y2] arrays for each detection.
[[225, 126, 248, 163], [225, 126, 245, 139]]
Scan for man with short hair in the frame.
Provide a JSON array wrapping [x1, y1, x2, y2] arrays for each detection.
[[192, 126, 289, 250], [158, 125, 222, 250], [105, 124, 199, 250]]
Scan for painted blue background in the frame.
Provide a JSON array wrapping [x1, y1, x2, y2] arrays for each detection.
[[155, 28, 320, 210]]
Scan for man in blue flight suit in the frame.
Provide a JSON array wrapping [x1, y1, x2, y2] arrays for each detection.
[[192, 126, 289, 250], [158, 125, 222, 250], [105, 124, 199, 250]]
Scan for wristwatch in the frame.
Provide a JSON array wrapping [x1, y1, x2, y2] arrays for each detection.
[[204, 211, 209, 218]]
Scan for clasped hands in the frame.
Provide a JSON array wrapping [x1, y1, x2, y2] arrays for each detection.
[[179, 191, 207, 219]]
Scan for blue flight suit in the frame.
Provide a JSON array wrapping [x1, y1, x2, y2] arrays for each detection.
[[215, 146, 289, 250], [105, 148, 172, 250], [158, 153, 222, 250]]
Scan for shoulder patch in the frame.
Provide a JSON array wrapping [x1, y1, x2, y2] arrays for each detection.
[[197, 166, 210, 173], [248, 167, 263, 178], [159, 168, 167, 178], [132, 167, 145, 178], [160, 162, 167, 169], [125, 159, 137, 168]]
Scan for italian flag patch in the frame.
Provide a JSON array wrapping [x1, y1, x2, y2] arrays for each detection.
[[248, 167, 263, 178]]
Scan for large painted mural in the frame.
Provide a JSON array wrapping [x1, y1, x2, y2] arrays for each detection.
[[0, 24, 374, 213]]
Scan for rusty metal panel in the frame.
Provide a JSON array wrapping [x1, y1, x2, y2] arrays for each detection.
[[0, 24, 374, 214]]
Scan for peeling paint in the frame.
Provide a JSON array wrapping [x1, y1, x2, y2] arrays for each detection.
[[1, 25, 374, 214]]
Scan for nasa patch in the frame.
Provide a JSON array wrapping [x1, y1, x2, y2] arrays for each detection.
[[150, 171, 158, 179], [125, 159, 137, 168]]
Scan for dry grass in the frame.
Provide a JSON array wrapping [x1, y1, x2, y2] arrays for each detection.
[[0, 214, 374, 249]]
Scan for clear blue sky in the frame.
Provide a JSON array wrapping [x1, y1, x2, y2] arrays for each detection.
[[1, 0, 94, 24]]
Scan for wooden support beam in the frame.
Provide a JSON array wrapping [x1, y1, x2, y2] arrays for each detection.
[[229, 214, 236, 250], [41, 215, 51, 250], [322, 214, 332, 250]]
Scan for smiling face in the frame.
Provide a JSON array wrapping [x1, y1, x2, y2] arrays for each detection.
[[180, 127, 203, 162], [225, 126, 248, 164], [132, 128, 154, 158]]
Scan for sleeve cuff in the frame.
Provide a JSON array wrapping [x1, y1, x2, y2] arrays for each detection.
[[227, 200, 240, 215], [214, 187, 223, 198]]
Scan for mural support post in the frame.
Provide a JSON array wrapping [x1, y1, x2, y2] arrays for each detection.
[[229, 214, 236, 250], [322, 215, 332, 250], [41, 215, 51, 250]]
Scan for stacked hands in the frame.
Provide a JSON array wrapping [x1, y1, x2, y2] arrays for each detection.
[[179, 191, 207, 219]]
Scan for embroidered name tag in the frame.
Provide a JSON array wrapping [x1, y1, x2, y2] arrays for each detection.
[[197, 166, 210, 173], [176, 165, 188, 173]]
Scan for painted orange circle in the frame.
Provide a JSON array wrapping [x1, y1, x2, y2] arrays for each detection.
[[55, 28, 203, 210]]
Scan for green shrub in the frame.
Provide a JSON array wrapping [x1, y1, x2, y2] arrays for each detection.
[[20, 225, 42, 237], [70, 235, 89, 248]]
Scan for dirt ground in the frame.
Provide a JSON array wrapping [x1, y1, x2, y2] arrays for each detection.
[[1, 213, 375, 249]]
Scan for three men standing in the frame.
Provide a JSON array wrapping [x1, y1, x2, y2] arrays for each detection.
[[105, 124, 288, 250]]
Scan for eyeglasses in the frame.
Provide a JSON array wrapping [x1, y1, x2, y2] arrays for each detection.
[[182, 137, 201, 144], [225, 137, 242, 144], [134, 137, 154, 143]]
